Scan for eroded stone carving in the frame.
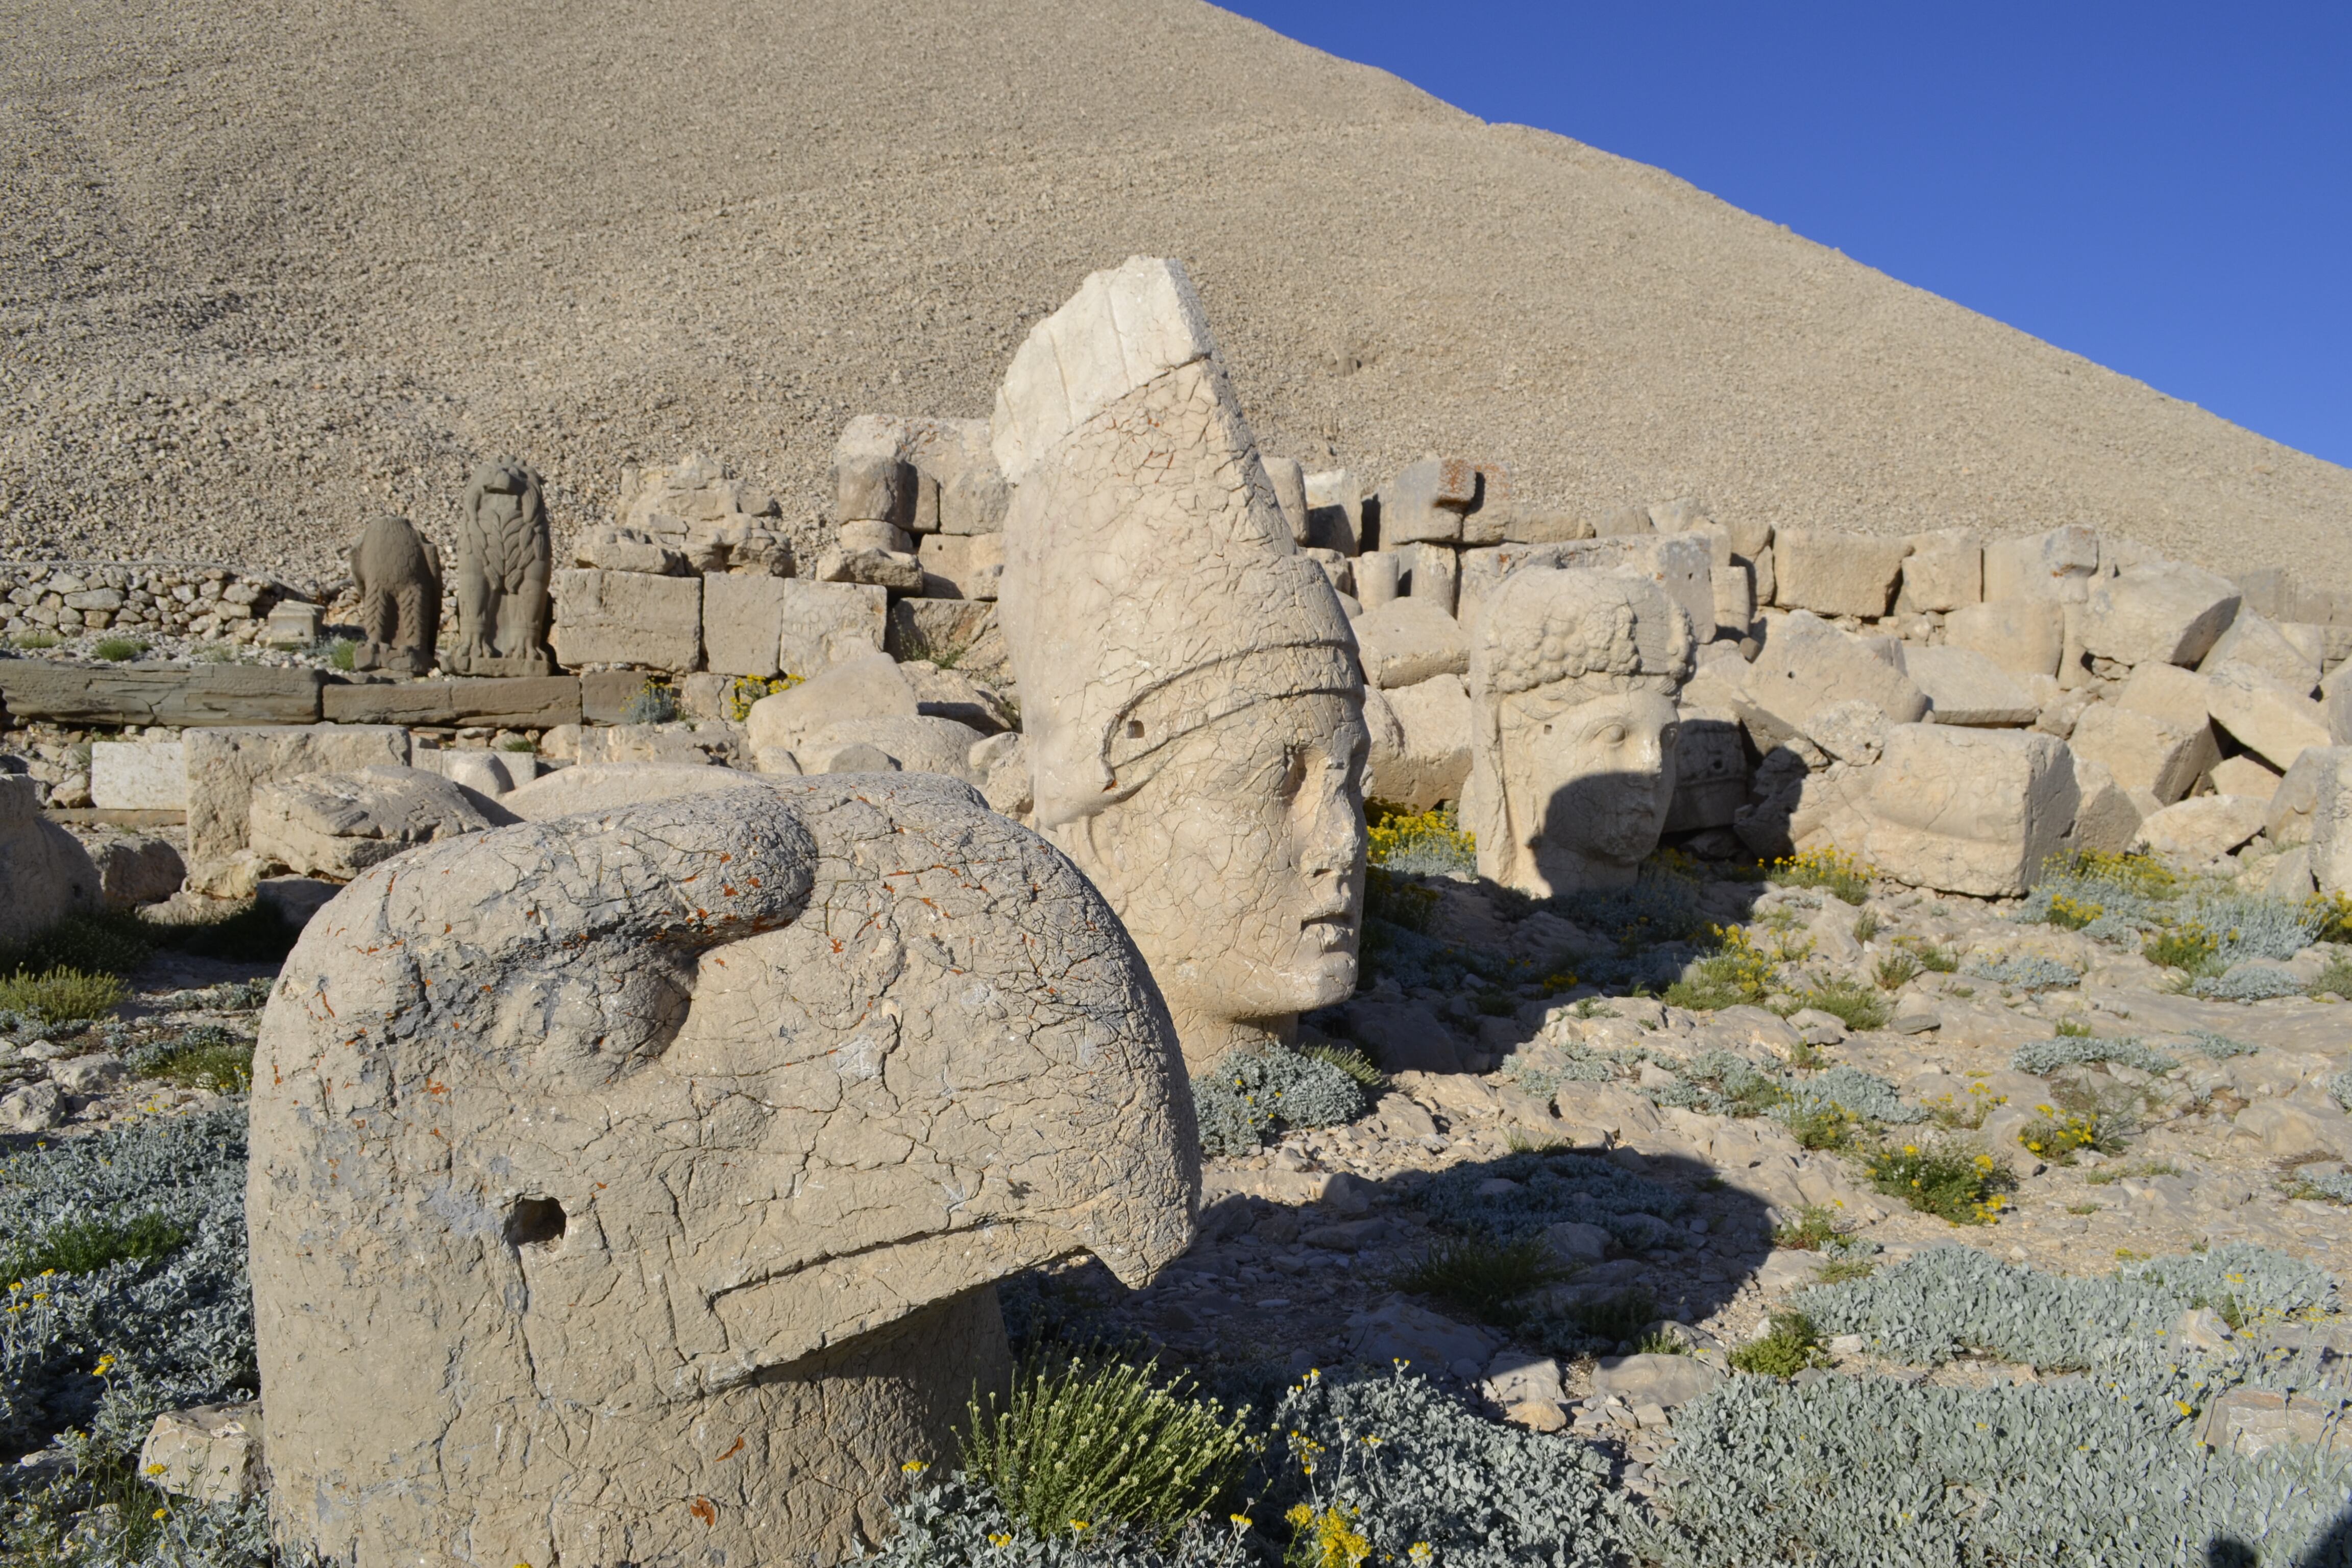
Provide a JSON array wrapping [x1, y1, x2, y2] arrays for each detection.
[[250, 776, 1194, 1566], [995, 257, 1367, 1072], [347, 514, 443, 675], [449, 459, 555, 676], [1464, 568, 1694, 896]]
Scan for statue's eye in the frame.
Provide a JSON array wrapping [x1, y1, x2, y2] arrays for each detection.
[[1596, 725, 1626, 746]]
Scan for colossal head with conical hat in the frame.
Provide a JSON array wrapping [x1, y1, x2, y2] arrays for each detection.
[[995, 257, 1368, 1072]]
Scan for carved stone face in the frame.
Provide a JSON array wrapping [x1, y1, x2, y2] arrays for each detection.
[[1492, 687, 1681, 895], [1066, 692, 1368, 1068]]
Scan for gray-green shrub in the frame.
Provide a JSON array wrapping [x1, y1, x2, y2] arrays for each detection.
[[1189, 1049, 1368, 1156]]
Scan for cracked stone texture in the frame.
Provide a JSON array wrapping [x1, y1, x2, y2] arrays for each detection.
[[246, 764, 512, 880], [996, 257, 1368, 1071], [248, 775, 1195, 1566], [1464, 568, 1694, 897]]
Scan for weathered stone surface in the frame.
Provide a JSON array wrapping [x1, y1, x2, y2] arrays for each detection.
[[1982, 525, 2099, 604], [886, 599, 1010, 684], [250, 766, 513, 880], [1303, 469, 1364, 554], [91, 835, 186, 907], [90, 740, 187, 810], [50, 1052, 125, 1093], [2297, 748, 2352, 894], [0, 776, 100, 946], [701, 572, 797, 678], [1667, 714, 1748, 831], [0, 664, 324, 727], [914, 532, 1006, 601], [747, 651, 917, 752], [1465, 568, 1693, 896], [1744, 611, 1928, 737], [1260, 454, 1311, 543], [2195, 1387, 2352, 1458], [1895, 528, 1981, 613], [249, 779, 1192, 1567], [1461, 534, 1712, 650], [2200, 609, 2321, 694], [416, 748, 536, 797], [2077, 561, 2241, 668], [1364, 675, 1471, 812], [185, 726, 412, 864], [1902, 645, 2038, 726], [321, 676, 582, 728], [1351, 598, 1468, 689], [2268, 747, 2331, 847], [618, 452, 792, 572], [1804, 699, 1890, 765], [816, 545, 925, 592], [2131, 793, 2269, 863], [1771, 528, 1906, 618], [836, 415, 1009, 536], [1943, 599, 2066, 680], [1840, 725, 2078, 897], [995, 258, 1365, 1072], [2208, 755, 2283, 801], [575, 524, 692, 576], [1345, 1297, 1499, 1371], [139, 1403, 265, 1504], [448, 458, 555, 677], [1591, 1353, 1724, 1409], [2066, 701, 2215, 804], [777, 579, 888, 677], [1377, 457, 1479, 545], [502, 762, 768, 819], [0, 1081, 65, 1133], [2203, 661, 2331, 772], [2065, 755, 2142, 856], [788, 716, 989, 783], [552, 568, 703, 671], [348, 515, 444, 675]]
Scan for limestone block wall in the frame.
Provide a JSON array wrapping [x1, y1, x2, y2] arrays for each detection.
[[0, 561, 297, 643]]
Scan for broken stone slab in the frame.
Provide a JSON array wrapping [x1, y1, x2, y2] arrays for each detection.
[[2076, 560, 2241, 668], [2195, 1387, 2352, 1458], [886, 599, 1009, 683], [248, 765, 515, 880], [1346, 1297, 1501, 1374], [1944, 598, 2066, 680], [0, 1081, 65, 1134], [258, 875, 339, 928], [1590, 1352, 1724, 1409], [786, 716, 989, 783], [1894, 529, 1982, 613], [816, 545, 926, 592], [834, 415, 1009, 536], [700, 572, 798, 678], [776, 579, 887, 678], [2066, 701, 2216, 804], [2200, 609, 2321, 694], [1842, 725, 2079, 897], [2268, 747, 2331, 847], [1771, 528, 1907, 619], [91, 835, 185, 908], [1902, 644, 2038, 726], [501, 762, 769, 819], [2208, 755, 2283, 801], [139, 1402, 265, 1504], [1303, 469, 1365, 554], [1745, 611, 1928, 736], [1981, 525, 2100, 604], [1377, 457, 1480, 545], [552, 568, 703, 671], [1805, 699, 1891, 764], [320, 676, 582, 729], [184, 725, 411, 866], [1362, 678, 1469, 812], [50, 1053, 126, 1093], [914, 532, 1006, 601], [90, 740, 188, 810], [2204, 661, 2332, 772], [2064, 755, 2143, 856], [0, 775, 103, 945], [249, 777, 1192, 1567], [745, 651, 917, 756], [2298, 748, 2352, 895], [1667, 714, 1748, 831], [1261, 454, 1312, 544], [1461, 534, 1713, 650], [1485, 1350, 1566, 1407], [0, 664, 324, 727], [1352, 598, 1468, 689], [2130, 793, 2269, 863], [574, 525, 692, 576]]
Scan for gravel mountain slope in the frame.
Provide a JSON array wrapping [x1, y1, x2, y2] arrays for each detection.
[[2, 0, 2344, 581]]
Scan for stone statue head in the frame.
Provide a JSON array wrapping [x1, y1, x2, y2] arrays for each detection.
[[995, 258, 1368, 1070], [249, 777, 1193, 1566], [1464, 568, 1694, 895]]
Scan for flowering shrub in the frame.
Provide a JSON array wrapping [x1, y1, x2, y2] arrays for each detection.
[[1769, 846, 1874, 905], [1365, 803, 1476, 877], [1859, 1140, 2013, 1225], [2017, 1106, 2119, 1165], [1190, 1050, 1368, 1157]]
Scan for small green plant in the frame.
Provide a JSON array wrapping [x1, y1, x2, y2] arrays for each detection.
[[91, 636, 149, 662], [1772, 1205, 1842, 1252], [620, 678, 679, 725], [2040, 892, 2104, 930], [2052, 1016, 2094, 1037], [0, 965, 128, 1023], [2066, 1202, 2101, 1215], [959, 1353, 1256, 1547], [1862, 1139, 2016, 1225], [1729, 1311, 1827, 1377], [723, 672, 802, 722], [1635, 1326, 1693, 1356], [12, 629, 60, 649], [2312, 952, 2352, 999], [1791, 976, 1892, 1032], [2084, 1160, 2184, 1187], [1898, 938, 1959, 973], [1473, 989, 1516, 1017], [2017, 1105, 2120, 1165], [2143, 921, 2224, 976], [320, 635, 359, 671], [1873, 950, 1921, 992], [1362, 866, 1437, 933], [1771, 846, 1874, 905], [1851, 910, 1881, 943], [498, 736, 537, 753], [1924, 1080, 2006, 1132], [1303, 1043, 1384, 1091], [142, 1031, 256, 1094], [1393, 1236, 1567, 1328], [1784, 1100, 1859, 1152], [1572, 997, 1617, 1019], [2, 1210, 190, 1282], [3, 909, 153, 976], [1666, 925, 1777, 1011], [1814, 1255, 1877, 1284], [1552, 1287, 1658, 1345]]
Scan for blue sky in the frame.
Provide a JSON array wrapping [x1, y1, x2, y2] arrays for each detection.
[[1223, 2, 2352, 470]]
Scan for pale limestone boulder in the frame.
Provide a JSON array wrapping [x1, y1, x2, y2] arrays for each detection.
[[1944, 599, 2065, 680], [1894, 528, 1981, 613], [1804, 699, 1889, 765], [1302, 469, 1365, 554], [775, 579, 888, 677], [702, 572, 800, 677], [249, 766, 513, 881], [1771, 528, 1906, 618], [2076, 560, 2241, 668], [1458, 534, 1713, 652], [1352, 598, 1469, 689], [2268, 748, 2330, 847], [1262, 454, 1311, 543], [91, 835, 186, 908], [2200, 609, 2321, 694], [2116, 660, 2217, 731], [2208, 755, 2284, 801], [901, 663, 1015, 734], [139, 1403, 264, 1504], [90, 740, 187, 810], [994, 258, 1366, 1072], [1378, 457, 1480, 545], [552, 568, 704, 671], [834, 414, 1008, 536], [2330, 673, 2352, 745], [1902, 644, 2038, 726], [792, 716, 988, 783], [2066, 701, 2216, 804], [574, 525, 690, 577], [2132, 794, 2270, 862], [417, 747, 531, 798], [2065, 755, 2142, 856], [249, 778, 1193, 1567], [0, 776, 100, 946], [915, 532, 1006, 600], [616, 452, 790, 572], [504, 762, 768, 819], [2301, 749, 2352, 894], [817, 545, 926, 592], [1364, 675, 1472, 811], [1982, 526, 2099, 604], [2204, 661, 2332, 772], [747, 650, 920, 757], [1465, 568, 1693, 896], [1744, 610, 1928, 737], [1852, 725, 2078, 897], [185, 725, 411, 864]]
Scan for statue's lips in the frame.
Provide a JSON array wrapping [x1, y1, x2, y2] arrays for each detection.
[[1299, 913, 1354, 952]]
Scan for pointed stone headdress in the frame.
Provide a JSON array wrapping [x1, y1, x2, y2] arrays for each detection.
[[994, 257, 1361, 828]]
